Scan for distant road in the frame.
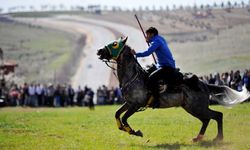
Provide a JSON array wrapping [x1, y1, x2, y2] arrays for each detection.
[[16, 15, 153, 92]]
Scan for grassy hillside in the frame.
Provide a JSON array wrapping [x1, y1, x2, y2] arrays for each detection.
[[0, 103, 250, 150], [0, 20, 81, 83], [170, 23, 250, 75]]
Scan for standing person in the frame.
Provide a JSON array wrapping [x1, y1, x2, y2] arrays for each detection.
[[28, 83, 37, 107], [47, 83, 55, 107], [246, 70, 250, 92], [243, 70, 250, 91], [131, 27, 176, 108], [231, 70, 242, 91], [114, 87, 123, 104], [229, 70, 234, 88], [54, 84, 61, 107], [87, 88, 95, 110], [22, 82, 29, 107], [76, 86, 85, 106], [108, 87, 115, 104], [67, 84, 75, 106], [222, 72, 230, 86], [36, 83, 44, 106], [83, 86, 89, 106], [96, 86, 103, 105], [102, 85, 109, 105], [60, 85, 66, 107], [215, 73, 224, 86], [208, 73, 216, 84], [9, 85, 20, 106]]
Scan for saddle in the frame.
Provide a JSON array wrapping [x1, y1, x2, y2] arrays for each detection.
[[160, 69, 184, 93], [183, 74, 200, 91], [146, 64, 199, 93]]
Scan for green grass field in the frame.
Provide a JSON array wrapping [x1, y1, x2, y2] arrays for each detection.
[[0, 103, 250, 150]]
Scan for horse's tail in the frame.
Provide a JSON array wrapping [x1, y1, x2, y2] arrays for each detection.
[[206, 84, 250, 106]]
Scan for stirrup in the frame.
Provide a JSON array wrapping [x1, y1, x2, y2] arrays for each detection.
[[159, 84, 167, 93]]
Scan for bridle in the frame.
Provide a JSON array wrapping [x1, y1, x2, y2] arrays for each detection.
[[101, 46, 145, 89], [101, 45, 125, 80]]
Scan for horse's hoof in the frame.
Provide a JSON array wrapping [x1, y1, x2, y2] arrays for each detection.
[[213, 136, 223, 143], [192, 134, 204, 142], [119, 127, 126, 131], [135, 130, 143, 137]]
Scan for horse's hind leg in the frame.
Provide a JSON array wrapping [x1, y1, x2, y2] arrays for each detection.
[[121, 106, 143, 137], [209, 109, 223, 142], [193, 119, 210, 142], [115, 103, 128, 131], [192, 109, 223, 142]]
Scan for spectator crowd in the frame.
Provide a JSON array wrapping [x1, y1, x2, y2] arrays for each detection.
[[199, 69, 250, 92], [1, 69, 250, 107], [0, 82, 123, 107]]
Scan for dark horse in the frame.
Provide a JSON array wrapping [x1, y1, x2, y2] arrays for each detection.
[[97, 37, 250, 142]]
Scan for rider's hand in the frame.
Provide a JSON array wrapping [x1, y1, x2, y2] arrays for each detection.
[[131, 49, 136, 55]]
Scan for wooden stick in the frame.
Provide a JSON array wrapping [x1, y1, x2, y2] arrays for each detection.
[[134, 14, 157, 64]]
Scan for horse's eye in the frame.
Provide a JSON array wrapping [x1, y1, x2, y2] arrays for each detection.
[[113, 42, 117, 46]]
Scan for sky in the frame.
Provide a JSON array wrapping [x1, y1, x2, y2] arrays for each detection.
[[0, 0, 249, 12]]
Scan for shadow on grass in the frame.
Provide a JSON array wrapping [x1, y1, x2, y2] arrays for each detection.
[[152, 142, 189, 149], [140, 140, 231, 149], [198, 140, 231, 148]]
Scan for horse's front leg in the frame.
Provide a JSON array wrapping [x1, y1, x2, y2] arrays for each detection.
[[121, 106, 143, 137], [115, 103, 128, 131]]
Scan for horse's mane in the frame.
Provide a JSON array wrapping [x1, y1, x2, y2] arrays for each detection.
[[122, 45, 146, 73]]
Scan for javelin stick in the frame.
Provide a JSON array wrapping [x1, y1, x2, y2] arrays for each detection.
[[134, 14, 157, 64]]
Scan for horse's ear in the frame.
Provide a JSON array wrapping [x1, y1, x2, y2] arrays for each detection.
[[122, 36, 128, 44]]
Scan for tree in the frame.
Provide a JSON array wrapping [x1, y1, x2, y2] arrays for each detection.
[[172, 4, 176, 10], [159, 6, 163, 11], [165, 6, 169, 11], [227, 1, 232, 8], [221, 2, 224, 8], [241, 1, 245, 8], [103, 5, 108, 11], [179, 5, 184, 10], [206, 4, 210, 9], [138, 6, 143, 12], [59, 4, 65, 10], [213, 2, 217, 8], [234, 2, 238, 8], [193, 4, 197, 10], [200, 4, 204, 9], [152, 5, 156, 11], [51, 5, 56, 11], [29, 5, 34, 11]]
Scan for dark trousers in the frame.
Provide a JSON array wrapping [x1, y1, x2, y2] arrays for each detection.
[[69, 95, 74, 106], [148, 66, 175, 104], [37, 94, 43, 106]]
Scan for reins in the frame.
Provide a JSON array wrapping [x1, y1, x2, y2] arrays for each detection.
[[101, 46, 150, 111], [103, 60, 119, 80], [103, 60, 117, 70]]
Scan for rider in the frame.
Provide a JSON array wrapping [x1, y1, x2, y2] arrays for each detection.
[[131, 27, 176, 108]]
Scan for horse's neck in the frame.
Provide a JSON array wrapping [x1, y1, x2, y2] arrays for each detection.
[[117, 55, 144, 87]]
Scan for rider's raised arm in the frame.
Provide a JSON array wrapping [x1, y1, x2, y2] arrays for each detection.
[[136, 40, 160, 57]]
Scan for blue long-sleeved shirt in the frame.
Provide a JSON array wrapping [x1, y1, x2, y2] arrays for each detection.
[[136, 35, 176, 68]]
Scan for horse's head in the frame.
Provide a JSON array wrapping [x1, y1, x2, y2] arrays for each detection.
[[97, 37, 128, 61]]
